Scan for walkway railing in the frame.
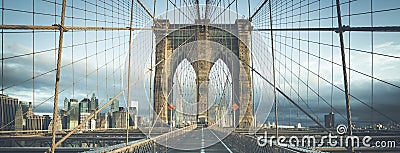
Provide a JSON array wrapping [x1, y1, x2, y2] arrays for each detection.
[[210, 127, 303, 153], [85, 125, 196, 153]]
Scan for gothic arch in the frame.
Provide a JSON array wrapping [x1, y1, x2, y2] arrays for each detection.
[[153, 19, 253, 128]]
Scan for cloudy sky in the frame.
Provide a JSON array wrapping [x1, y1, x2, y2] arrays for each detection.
[[1, 0, 399, 127]]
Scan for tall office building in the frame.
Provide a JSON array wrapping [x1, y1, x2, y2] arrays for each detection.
[[90, 93, 98, 112], [14, 104, 24, 131], [79, 112, 91, 130], [112, 107, 128, 128], [68, 99, 79, 129], [15, 101, 34, 130], [63, 97, 69, 111], [42, 115, 52, 130], [80, 98, 91, 113], [61, 109, 68, 130], [48, 115, 62, 132], [107, 113, 113, 128], [0, 94, 20, 130], [324, 112, 335, 128], [129, 101, 138, 128], [96, 113, 107, 129], [26, 102, 33, 118], [20, 101, 30, 117], [109, 98, 119, 114], [61, 98, 69, 129]]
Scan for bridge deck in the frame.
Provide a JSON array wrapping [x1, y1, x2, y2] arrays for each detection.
[[164, 128, 234, 153]]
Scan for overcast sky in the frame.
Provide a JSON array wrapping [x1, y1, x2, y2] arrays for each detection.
[[0, 0, 399, 127]]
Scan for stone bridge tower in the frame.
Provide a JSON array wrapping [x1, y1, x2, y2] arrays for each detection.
[[153, 19, 253, 128]]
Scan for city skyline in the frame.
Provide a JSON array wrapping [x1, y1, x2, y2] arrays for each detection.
[[0, 0, 399, 152], [0, 0, 398, 134], [1, 1, 399, 128]]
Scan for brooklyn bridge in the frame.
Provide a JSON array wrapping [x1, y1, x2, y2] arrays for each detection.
[[0, 0, 399, 152]]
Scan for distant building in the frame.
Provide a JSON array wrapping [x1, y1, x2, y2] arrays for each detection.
[[90, 94, 99, 121], [137, 116, 144, 126], [276, 124, 302, 129], [68, 99, 79, 129], [90, 93, 99, 112], [20, 101, 31, 117], [96, 113, 107, 129], [296, 123, 302, 128], [79, 112, 96, 130], [80, 98, 91, 113], [63, 93, 99, 130], [14, 101, 40, 131], [48, 115, 62, 132], [325, 112, 335, 128], [63, 97, 69, 111], [14, 104, 24, 131], [0, 94, 20, 130], [112, 107, 128, 128], [107, 113, 113, 128], [109, 99, 119, 114], [26, 115, 51, 130], [90, 117, 96, 130], [61, 110, 68, 129], [79, 97, 95, 130], [79, 112, 91, 129], [129, 101, 138, 128]]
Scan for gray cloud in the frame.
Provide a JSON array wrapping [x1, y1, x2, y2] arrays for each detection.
[[2, 30, 399, 128], [2, 40, 125, 114]]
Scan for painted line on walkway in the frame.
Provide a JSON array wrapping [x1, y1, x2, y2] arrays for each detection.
[[208, 129, 233, 153], [201, 128, 205, 153]]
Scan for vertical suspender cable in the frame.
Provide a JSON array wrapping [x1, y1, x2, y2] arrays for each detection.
[[1, 0, 3, 97], [268, 0, 279, 143], [126, 0, 135, 146], [149, 0, 157, 137], [1, 0, 4, 128], [370, 0, 374, 124], [32, 0, 35, 110], [235, 0, 238, 19], [247, 0, 251, 19], [50, 0, 67, 152], [335, 0, 353, 152]]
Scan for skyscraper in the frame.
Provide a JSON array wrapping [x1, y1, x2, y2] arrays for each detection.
[[26, 102, 33, 118], [90, 93, 99, 124], [14, 104, 24, 131], [90, 93, 98, 112], [112, 107, 127, 128], [0, 94, 19, 130], [79, 112, 91, 129], [68, 99, 79, 129], [109, 98, 119, 114], [79, 98, 91, 113], [129, 101, 138, 128], [324, 112, 335, 128], [61, 110, 68, 130], [20, 101, 30, 117], [63, 97, 69, 111], [48, 115, 62, 132], [96, 113, 107, 129]]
